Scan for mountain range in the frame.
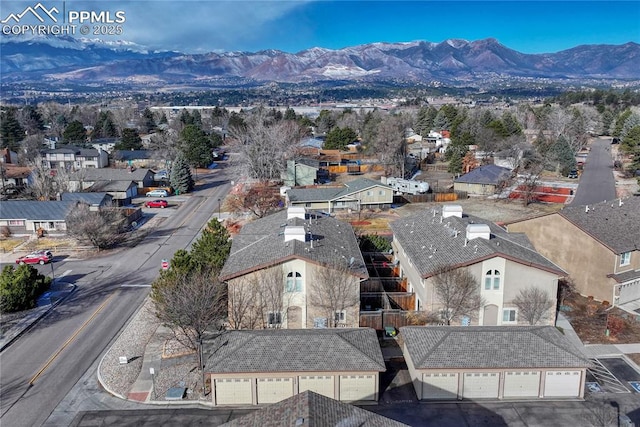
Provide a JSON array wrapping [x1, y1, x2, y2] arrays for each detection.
[[1, 36, 639, 87]]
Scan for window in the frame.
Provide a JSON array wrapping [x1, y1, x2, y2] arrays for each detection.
[[378, 190, 385, 196], [620, 252, 631, 266], [267, 312, 282, 327], [285, 272, 302, 292], [8, 220, 24, 226], [502, 309, 517, 323], [484, 270, 501, 290], [366, 191, 372, 196], [314, 317, 328, 328], [334, 310, 346, 324]]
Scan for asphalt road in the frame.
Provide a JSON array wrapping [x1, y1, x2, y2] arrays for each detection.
[[0, 164, 232, 427], [569, 137, 617, 206]]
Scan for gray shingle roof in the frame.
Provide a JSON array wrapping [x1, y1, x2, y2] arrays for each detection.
[[87, 180, 137, 192], [454, 164, 512, 185], [608, 269, 640, 284], [222, 390, 408, 427], [389, 207, 565, 278], [220, 210, 368, 281], [559, 197, 640, 254], [204, 328, 385, 374], [0, 200, 77, 220], [112, 150, 152, 161], [70, 167, 152, 182], [287, 178, 390, 203], [60, 192, 111, 206], [400, 326, 591, 369]]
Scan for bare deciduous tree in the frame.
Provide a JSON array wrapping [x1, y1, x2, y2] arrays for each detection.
[[309, 259, 360, 328], [27, 155, 71, 200], [513, 286, 554, 325], [431, 265, 484, 325], [65, 202, 128, 249]]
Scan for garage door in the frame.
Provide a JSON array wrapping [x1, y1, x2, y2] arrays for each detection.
[[463, 373, 500, 399], [339, 374, 376, 401], [257, 377, 294, 404], [215, 378, 252, 405], [503, 371, 540, 398], [299, 375, 334, 398], [544, 371, 582, 397], [422, 373, 458, 400]]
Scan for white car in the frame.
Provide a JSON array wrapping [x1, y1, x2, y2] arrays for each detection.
[[146, 189, 169, 198]]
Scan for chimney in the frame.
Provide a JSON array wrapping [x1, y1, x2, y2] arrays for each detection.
[[287, 206, 306, 220], [466, 223, 491, 241], [442, 204, 463, 218], [284, 226, 306, 242]]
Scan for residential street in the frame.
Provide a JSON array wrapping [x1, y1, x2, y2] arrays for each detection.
[[569, 136, 617, 206], [0, 164, 232, 427]]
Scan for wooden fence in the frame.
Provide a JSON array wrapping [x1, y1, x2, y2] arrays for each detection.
[[359, 309, 421, 331]]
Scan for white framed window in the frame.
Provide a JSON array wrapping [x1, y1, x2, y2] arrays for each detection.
[[8, 220, 24, 226], [620, 252, 631, 266], [334, 310, 346, 324], [366, 191, 373, 196], [502, 309, 517, 323], [314, 317, 327, 328], [285, 272, 302, 292], [378, 190, 385, 196], [484, 270, 501, 290], [267, 312, 282, 327]]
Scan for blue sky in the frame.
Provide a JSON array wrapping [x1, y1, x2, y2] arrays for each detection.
[[2, 1, 639, 54]]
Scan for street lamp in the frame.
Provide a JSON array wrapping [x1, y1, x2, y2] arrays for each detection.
[[217, 198, 221, 219]]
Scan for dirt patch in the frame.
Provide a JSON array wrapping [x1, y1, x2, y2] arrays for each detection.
[[563, 294, 640, 345], [627, 354, 640, 366]]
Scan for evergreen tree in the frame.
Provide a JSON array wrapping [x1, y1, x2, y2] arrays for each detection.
[[93, 111, 117, 139], [181, 124, 214, 167], [170, 153, 194, 194], [189, 218, 231, 272], [0, 107, 25, 151], [141, 108, 156, 133], [549, 136, 577, 175], [63, 120, 87, 145], [115, 128, 143, 150], [324, 126, 357, 150]]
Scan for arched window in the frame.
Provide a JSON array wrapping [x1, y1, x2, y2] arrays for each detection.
[[484, 270, 501, 290], [286, 272, 303, 292]]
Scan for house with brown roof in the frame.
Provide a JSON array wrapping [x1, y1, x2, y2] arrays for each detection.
[[204, 328, 385, 406], [220, 207, 368, 329], [400, 326, 591, 400], [506, 197, 640, 310], [389, 205, 566, 326]]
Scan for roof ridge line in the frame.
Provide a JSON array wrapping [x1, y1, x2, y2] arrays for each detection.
[[336, 329, 385, 370], [417, 327, 451, 367]]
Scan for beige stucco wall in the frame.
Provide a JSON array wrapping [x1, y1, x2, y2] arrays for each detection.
[[453, 182, 496, 196], [226, 259, 360, 329], [507, 214, 617, 302], [392, 237, 427, 310]]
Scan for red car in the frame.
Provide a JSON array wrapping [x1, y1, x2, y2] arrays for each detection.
[[16, 250, 53, 265], [145, 199, 168, 209]]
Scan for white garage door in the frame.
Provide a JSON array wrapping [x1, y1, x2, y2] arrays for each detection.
[[215, 378, 252, 405], [422, 373, 458, 400], [544, 371, 582, 397], [299, 375, 334, 398], [257, 377, 294, 404], [339, 374, 376, 401], [503, 371, 540, 398], [463, 373, 500, 399]]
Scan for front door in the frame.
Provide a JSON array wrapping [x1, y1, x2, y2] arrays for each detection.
[[483, 304, 498, 326]]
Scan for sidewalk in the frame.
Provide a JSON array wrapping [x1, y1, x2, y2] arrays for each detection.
[[0, 281, 75, 351]]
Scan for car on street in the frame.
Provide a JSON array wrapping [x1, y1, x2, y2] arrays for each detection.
[[145, 199, 168, 208], [16, 250, 53, 265], [146, 189, 169, 198], [568, 169, 579, 179]]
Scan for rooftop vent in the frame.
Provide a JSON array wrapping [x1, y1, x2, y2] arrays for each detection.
[[287, 206, 306, 220], [284, 226, 306, 242], [466, 223, 491, 241], [442, 204, 463, 218]]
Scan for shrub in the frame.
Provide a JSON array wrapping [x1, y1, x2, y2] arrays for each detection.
[[359, 234, 392, 252], [607, 316, 626, 338], [0, 265, 51, 313], [0, 226, 10, 238]]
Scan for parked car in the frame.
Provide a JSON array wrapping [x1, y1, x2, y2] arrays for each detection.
[[145, 199, 168, 209], [16, 250, 53, 265], [154, 170, 169, 181], [146, 189, 169, 198], [568, 169, 579, 179]]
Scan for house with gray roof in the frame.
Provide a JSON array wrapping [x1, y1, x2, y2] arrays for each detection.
[[221, 390, 407, 426], [204, 328, 385, 406], [506, 197, 640, 310], [400, 326, 591, 400], [390, 204, 566, 326], [42, 145, 109, 170], [286, 178, 393, 213], [68, 167, 154, 194], [221, 207, 368, 330], [453, 164, 512, 196], [0, 193, 112, 235]]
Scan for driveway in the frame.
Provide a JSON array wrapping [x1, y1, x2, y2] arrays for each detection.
[[570, 137, 617, 206]]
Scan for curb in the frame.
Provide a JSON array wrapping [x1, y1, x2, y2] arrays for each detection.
[[0, 283, 76, 352]]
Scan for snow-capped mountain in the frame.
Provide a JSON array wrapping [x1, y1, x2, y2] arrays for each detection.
[[1, 36, 638, 85]]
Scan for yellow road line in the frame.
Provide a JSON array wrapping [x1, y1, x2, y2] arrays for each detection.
[[29, 291, 116, 385]]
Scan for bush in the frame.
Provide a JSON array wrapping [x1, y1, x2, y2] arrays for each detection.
[[359, 234, 392, 252], [0, 265, 51, 313], [607, 316, 626, 338]]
